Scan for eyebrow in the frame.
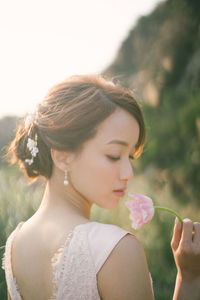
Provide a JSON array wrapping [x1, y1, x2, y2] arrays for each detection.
[[106, 140, 137, 156], [106, 140, 129, 146]]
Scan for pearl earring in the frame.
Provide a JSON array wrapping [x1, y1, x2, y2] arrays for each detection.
[[64, 169, 69, 185]]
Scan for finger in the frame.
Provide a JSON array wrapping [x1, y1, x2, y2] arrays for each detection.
[[171, 217, 183, 251], [179, 218, 193, 247], [193, 222, 200, 245]]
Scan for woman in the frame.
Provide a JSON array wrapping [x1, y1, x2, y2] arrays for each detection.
[[2, 74, 200, 300]]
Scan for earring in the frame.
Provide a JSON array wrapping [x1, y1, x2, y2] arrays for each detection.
[[64, 169, 69, 186]]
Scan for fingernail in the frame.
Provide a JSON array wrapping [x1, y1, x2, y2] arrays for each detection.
[[184, 218, 191, 222], [175, 217, 180, 225]]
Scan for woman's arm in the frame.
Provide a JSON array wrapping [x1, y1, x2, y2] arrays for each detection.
[[171, 218, 200, 300], [172, 273, 200, 300], [97, 234, 154, 300]]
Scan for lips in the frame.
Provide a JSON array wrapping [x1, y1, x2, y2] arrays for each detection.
[[113, 190, 126, 197], [113, 187, 126, 192]]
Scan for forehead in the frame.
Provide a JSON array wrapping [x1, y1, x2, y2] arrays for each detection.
[[94, 108, 140, 146]]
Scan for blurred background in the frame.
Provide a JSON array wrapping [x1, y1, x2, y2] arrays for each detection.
[[0, 0, 200, 299]]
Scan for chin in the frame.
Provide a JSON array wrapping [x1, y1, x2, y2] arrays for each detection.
[[93, 194, 120, 210], [104, 200, 120, 210]]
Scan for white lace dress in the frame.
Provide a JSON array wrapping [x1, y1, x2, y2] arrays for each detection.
[[2, 221, 154, 300]]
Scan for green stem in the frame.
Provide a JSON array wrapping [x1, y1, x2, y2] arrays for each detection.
[[154, 206, 183, 223]]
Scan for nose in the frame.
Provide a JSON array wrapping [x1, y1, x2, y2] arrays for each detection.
[[120, 161, 134, 182]]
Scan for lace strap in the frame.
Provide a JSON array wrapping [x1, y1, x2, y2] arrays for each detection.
[[50, 223, 101, 300], [59, 224, 100, 299], [3, 222, 24, 300], [48, 222, 93, 300], [49, 230, 74, 300]]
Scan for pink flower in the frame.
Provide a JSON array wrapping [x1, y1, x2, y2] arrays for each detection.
[[125, 193, 154, 230], [125, 193, 183, 230]]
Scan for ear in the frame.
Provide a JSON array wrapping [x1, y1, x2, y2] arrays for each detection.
[[50, 149, 74, 171]]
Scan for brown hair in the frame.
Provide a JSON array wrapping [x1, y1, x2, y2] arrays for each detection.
[[5, 74, 146, 182]]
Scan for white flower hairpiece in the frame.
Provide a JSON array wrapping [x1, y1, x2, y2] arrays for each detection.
[[25, 113, 35, 129], [25, 112, 37, 136], [24, 112, 39, 165]]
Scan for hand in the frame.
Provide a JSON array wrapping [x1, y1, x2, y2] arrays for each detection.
[[171, 218, 200, 281]]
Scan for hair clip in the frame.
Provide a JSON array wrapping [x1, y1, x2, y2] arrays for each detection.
[[25, 112, 36, 136], [25, 113, 35, 128], [24, 112, 39, 165]]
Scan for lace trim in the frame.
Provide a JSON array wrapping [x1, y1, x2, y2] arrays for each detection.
[[49, 230, 74, 300], [50, 225, 100, 300], [2, 251, 5, 270], [3, 223, 23, 300]]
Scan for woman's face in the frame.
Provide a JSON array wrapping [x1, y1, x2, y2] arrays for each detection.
[[69, 107, 140, 209]]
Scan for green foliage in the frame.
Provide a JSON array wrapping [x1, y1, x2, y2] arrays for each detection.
[[141, 87, 200, 206], [0, 116, 20, 163]]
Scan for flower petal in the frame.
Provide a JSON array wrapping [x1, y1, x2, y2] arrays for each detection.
[[125, 193, 155, 230]]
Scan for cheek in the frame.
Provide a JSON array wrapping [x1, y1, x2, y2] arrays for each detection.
[[94, 158, 117, 185], [70, 155, 117, 193]]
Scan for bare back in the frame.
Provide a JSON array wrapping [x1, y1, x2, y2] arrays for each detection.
[[12, 215, 90, 300]]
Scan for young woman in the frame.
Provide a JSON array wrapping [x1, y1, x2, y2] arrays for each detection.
[[2, 75, 200, 300]]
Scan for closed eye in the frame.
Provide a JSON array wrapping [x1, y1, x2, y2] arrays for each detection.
[[107, 155, 134, 161]]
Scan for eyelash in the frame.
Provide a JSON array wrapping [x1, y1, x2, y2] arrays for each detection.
[[107, 155, 134, 161]]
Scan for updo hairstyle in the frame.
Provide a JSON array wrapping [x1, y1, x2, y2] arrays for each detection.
[[5, 74, 146, 182]]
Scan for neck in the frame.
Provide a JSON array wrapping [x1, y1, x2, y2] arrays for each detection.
[[37, 167, 92, 221]]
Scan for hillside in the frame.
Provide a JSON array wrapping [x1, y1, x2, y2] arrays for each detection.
[[103, 0, 200, 205]]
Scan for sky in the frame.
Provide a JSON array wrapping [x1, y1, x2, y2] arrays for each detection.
[[0, 0, 164, 118]]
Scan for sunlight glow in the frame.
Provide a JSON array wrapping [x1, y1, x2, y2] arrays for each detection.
[[0, 0, 164, 117]]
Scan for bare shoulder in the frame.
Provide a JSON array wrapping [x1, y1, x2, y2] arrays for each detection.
[[97, 233, 154, 300]]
